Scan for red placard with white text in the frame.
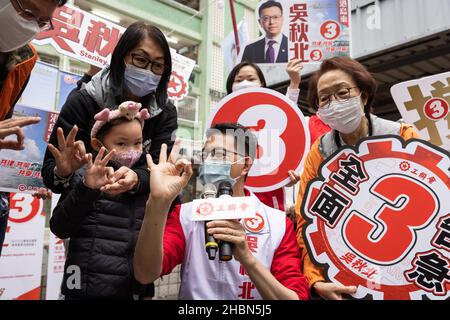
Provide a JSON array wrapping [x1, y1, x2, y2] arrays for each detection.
[[0, 193, 47, 300], [206, 88, 310, 193], [302, 136, 450, 300]]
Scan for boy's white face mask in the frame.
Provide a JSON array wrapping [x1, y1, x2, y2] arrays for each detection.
[[317, 95, 365, 134], [0, 3, 40, 52]]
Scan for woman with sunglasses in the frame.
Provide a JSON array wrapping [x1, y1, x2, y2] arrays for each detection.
[[295, 57, 419, 300]]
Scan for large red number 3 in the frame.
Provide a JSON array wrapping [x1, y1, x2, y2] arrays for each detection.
[[343, 175, 439, 265]]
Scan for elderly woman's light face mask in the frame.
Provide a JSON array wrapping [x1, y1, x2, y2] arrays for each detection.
[[315, 70, 365, 134]]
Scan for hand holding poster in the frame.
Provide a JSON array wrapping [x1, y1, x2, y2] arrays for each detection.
[[206, 87, 310, 192], [239, 0, 351, 65], [302, 136, 449, 300], [391, 71, 450, 151]]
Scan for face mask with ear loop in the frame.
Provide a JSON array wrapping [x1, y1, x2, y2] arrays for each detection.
[[198, 157, 247, 187], [0, 2, 40, 52], [96, 142, 143, 168], [232, 80, 261, 92], [124, 64, 162, 97], [316, 95, 365, 134]]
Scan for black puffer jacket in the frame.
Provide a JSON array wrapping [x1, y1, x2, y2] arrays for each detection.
[[50, 165, 178, 299]]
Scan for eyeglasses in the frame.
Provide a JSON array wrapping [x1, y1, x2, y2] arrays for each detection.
[[261, 15, 282, 23], [130, 53, 167, 75], [316, 87, 360, 108], [14, 0, 54, 31], [201, 147, 243, 162]]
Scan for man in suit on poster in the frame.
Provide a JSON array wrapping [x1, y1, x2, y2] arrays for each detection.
[[242, 1, 288, 64]]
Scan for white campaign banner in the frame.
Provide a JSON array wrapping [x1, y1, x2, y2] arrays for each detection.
[[0, 193, 46, 300], [169, 48, 196, 101], [33, 4, 125, 68], [391, 71, 450, 151]]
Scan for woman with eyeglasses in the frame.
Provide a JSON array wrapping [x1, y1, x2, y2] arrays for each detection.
[[294, 57, 419, 300], [41, 22, 178, 299]]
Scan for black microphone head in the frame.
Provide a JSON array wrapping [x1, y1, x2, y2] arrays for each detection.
[[217, 181, 233, 197]]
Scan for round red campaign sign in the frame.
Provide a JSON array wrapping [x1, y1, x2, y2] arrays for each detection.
[[320, 20, 341, 41], [8, 193, 43, 224], [206, 88, 310, 192], [302, 136, 450, 300], [424, 98, 449, 121]]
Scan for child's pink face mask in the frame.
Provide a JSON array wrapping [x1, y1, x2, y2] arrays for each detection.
[[110, 150, 142, 168]]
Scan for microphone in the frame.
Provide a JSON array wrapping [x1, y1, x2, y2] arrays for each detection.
[[217, 181, 233, 261], [203, 184, 218, 260]]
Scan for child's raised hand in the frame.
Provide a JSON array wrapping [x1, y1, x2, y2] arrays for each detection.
[[47, 125, 89, 178], [100, 166, 139, 196], [84, 147, 116, 190]]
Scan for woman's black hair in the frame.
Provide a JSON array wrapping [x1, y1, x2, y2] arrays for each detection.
[[226, 61, 267, 94], [109, 22, 172, 109]]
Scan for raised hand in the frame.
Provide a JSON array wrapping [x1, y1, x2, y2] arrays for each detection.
[[84, 147, 116, 190], [286, 169, 300, 187], [47, 125, 88, 178], [286, 59, 303, 88], [0, 116, 41, 151], [147, 139, 193, 203]]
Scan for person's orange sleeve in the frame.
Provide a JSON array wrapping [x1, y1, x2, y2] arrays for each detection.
[[295, 139, 326, 287]]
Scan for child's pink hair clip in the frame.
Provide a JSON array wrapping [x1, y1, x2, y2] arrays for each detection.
[[91, 101, 150, 138]]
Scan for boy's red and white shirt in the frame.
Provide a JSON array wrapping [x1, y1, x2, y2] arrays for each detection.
[[160, 189, 310, 300]]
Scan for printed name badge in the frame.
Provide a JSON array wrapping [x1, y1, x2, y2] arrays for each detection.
[[192, 197, 257, 221], [302, 136, 450, 300]]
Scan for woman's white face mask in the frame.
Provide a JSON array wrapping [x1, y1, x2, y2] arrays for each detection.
[[317, 95, 365, 134], [232, 80, 261, 92], [0, 3, 40, 52]]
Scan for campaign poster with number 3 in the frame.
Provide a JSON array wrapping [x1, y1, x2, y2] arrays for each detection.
[[240, 0, 351, 65], [302, 136, 449, 300], [0, 193, 48, 300]]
